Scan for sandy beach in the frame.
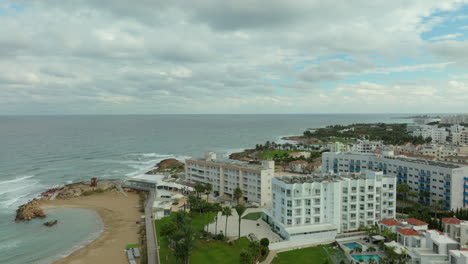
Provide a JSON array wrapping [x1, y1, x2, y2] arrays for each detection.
[[40, 190, 143, 264]]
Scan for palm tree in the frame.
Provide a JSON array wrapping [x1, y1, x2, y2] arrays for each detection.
[[212, 203, 222, 235], [396, 184, 410, 202], [235, 204, 247, 239], [205, 183, 213, 201], [233, 187, 243, 204], [222, 206, 232, 237], [432, 199, 446, 219], [194, 182, 205, 199]]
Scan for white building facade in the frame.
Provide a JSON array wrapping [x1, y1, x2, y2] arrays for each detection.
[[263, 171, 396, 241], [352, 139, 384, 153], [322, 152, 468, 210], [185, 152, 275, 206], [412, 125, 450, 143]]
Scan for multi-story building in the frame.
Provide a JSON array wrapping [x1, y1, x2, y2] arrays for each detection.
[[441, 115, 468, 125], [185, 152, 275, 206], [351, 139, 383, 153], [412, 125, 449, 143], [442, 217, 468, 246], [453, 131, 468, 146], [322, 152, 468, 209], [262, 171, 396, 241]]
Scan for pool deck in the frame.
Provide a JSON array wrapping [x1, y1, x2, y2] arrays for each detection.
[[338, 238, 386, 262]]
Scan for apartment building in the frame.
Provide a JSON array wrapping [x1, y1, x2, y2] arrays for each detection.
[[262, 171, 396, 241], [185, 152, 275, 206], [412, 125, 449, 143], [351, 139, 383, 153], [322, 152, 468, 209], [441, 115, 468, 125], [453, 131, 468, 146]]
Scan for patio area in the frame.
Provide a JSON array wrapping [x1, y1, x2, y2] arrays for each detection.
[[338, 238, 386, 263], [206, 208, 282, 243]]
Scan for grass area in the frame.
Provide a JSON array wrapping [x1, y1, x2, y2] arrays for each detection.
[[319, 137, 354, 143], [190, 237, 249, 264], [156, 212, 229, 264], [242, 212, 262, 221], [272, 245, 332, 264], [126, 243, 139, 249], [261, 150, 302, 159]]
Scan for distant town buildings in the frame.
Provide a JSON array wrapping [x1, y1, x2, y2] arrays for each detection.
[[441, 115, 468, 125], [322, 152, 468, 209], [412, 125, 450, 143], [185, 152, 275, 206], [351, 139, 384, 153], [262, 171, 396, 242]]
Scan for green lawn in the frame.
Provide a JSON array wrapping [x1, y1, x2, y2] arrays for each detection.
[[125, 243, 139, 249], [319, 137, 354, 143], [156, 212, 246, 264], [190, 237, 249, 264], [261, 150, 302, 159], [242, 212, 262, 221], [272, 246, 332, 264]]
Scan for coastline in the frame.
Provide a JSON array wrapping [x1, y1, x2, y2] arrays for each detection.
[[39, 191, 142, 264]]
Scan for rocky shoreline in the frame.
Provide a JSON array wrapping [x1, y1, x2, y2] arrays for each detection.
[[145, 158, 184, 174], [15, 180, 117, 222]]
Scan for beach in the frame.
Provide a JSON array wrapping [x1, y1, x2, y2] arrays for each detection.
[[40, 190, 143, 264]]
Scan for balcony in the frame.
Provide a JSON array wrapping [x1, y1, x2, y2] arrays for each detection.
[[418, 179, 430, 184], [418, 185, 430, 191], [445, 185, 452, 189], [464, 199, 468, 203], [464, 192, 468, 196], [444, 192, 451, 196], [445, 199, 451, 204], [465, 177, 468, 181]]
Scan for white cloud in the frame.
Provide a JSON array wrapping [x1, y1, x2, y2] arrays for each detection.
[[429, 33, 463, 41]]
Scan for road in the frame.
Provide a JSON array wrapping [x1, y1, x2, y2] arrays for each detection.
[[145, 190, 159, 264]]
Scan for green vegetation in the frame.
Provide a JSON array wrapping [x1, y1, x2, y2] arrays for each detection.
[[82, 188, 107, 196], [318, 137, 354, 143], [192, 237, 250, 264], [156, 213, 250, 264], [303, 123, 426, 145], [272, 246, 331, 264], [261, 150, 301, 159], [242, 212, 262, 221], [125, 243, 139, 249]]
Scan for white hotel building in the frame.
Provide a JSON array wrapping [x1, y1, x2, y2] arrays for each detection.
[[322, 152, 468, 210], [262, 171, 396, 241], [185, 152, 275, 206]]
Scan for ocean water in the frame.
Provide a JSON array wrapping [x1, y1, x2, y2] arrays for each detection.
[[0, 114, 409, 263]]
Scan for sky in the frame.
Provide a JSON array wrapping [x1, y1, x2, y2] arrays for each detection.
[[1, 0, 468, 115]]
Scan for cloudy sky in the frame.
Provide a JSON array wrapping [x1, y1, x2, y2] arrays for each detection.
[[2, 0, 468, 114]]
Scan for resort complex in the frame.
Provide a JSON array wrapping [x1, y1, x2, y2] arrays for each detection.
[[263, 171, 396, 241], [185, 152, 275, 206], [322, 151, 468, 210]]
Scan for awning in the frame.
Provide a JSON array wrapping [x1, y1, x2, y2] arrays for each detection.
[[372, 235, 385, 241]]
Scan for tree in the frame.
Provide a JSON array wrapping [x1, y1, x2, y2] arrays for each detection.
[[260, 238, 270, 248], [234, 187, 243, 204], [432, 199, 446, 220], [205, 183, 213, 201], [235, 204, 247, 239], [239, 250, 253, 264], [222, 206, 232, 237], [212, 203, 222, 235], [397, 184, 410, 202], [194, 182, 205, 199]]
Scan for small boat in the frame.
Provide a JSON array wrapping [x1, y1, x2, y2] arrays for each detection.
[[43, 220, 58, 227]]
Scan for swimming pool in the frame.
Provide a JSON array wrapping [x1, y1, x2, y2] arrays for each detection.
[[343, 242, 362, 250], [352, 255, 382, 261]]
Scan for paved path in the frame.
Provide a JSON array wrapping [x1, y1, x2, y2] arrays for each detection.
[[145, 190, 159, 264]]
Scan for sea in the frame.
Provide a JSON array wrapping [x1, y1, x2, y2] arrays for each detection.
[[0, 114, 410, 263]]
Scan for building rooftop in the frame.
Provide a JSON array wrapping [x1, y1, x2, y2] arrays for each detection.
[[274, 171, 382, 184], [442, 217, 461, 225], [405, 218, 428, 226], [326, 152, 464, 169], [187, 157, 270, 170], [396, 228, 421, 236], [379, 219, 402, 226]]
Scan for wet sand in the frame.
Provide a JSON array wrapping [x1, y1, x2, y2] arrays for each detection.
[[40, 191, 143, 264]]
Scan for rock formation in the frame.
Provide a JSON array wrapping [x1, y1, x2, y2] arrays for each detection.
[[146, 158, 184, 174], [15, 199, 46, 222]]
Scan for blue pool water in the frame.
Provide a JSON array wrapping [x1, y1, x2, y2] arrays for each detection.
[[352, 255, 382, 261], [343, 242, 362, 250]]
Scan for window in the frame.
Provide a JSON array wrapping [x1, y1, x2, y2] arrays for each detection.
[[305, 199, 311, 206], [287, 210, 292, 216], [287, 200, 292, 207]]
